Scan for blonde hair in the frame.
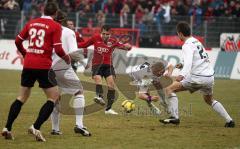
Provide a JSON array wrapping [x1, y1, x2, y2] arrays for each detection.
[[151, 60, 166, 72]]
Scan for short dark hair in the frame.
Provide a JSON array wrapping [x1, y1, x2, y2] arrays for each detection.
[[176, 21, 191, 36], [44, 2, 59, 16], [101, 25, 111, 31], [55, 10, 67, 26]]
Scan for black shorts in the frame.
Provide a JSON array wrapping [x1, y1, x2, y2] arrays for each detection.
[[92, 64, 115, 78], [21, 68, 57, 88]]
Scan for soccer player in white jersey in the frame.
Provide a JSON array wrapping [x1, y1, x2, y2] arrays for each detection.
[[129, 60, 179, 121], [160, 21, 235, 127], [50, 10, 91, 136]]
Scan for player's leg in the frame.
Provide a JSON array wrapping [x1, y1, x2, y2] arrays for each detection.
[[138, 85, 161, 115], [28, 70, 58, 141], [2, 68, 35, 140], [202, 93, 235, 127], [105, 75, 118, 114], [93, 75, 105, 105], [50, 99, 61, 135], [160, 81, 185, 125], [73, 92, 91, 136], [29, 86, 58, 142], [2, 86, 31, 140], [92, 64, 105, 105]]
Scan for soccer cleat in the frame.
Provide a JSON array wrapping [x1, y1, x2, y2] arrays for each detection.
[[159, 117, 180, 125], [50, 130, 63, 135], [105, 109, 118, 115], [28, 125, 46, 142], [93, 96, 105, 106], [74, 126, 91, 137], [1, 128, 14, 140], [225, 120, 235, 128]]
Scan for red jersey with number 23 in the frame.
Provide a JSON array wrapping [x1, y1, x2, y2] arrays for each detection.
[[78, 34, 123, 66], [17, 16, 63, 69]]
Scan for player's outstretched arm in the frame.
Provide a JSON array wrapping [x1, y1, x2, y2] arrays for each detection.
[[165, 64, 174, 77], [114, 43, 132, 51], [78, 36, 95, 48]]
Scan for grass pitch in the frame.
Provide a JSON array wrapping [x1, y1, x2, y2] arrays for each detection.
[[0, 70, 239, 149]]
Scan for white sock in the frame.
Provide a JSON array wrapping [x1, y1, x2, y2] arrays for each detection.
[[73, 94, 85, 128], [51, 103, 60, 131], [212, 100, 232, 122], [168, 93, 179, 119]]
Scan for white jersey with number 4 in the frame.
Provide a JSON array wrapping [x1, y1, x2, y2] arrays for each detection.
[[180, 37, 214, 78]]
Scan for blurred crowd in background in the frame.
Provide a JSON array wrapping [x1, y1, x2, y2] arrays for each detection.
[[1, 0, 239, 19], [0, 0, 239, 48]]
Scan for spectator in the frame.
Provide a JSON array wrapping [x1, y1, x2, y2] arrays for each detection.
[[120, 3, 130, 27], [96, 10, 105, 27], [93, 0, 103, 13], [114, 0, 123, 14], [135, 4, 144, 24], [3, 0, 19, 10], [104, 0, 115, 14]]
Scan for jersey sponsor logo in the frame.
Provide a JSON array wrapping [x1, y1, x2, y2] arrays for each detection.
[[97, 47, 109, 54]]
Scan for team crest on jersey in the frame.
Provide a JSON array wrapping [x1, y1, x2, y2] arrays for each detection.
[[107, 41, 113, 47]]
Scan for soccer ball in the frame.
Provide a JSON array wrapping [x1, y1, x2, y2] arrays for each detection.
[[121, 100, 135, 113]]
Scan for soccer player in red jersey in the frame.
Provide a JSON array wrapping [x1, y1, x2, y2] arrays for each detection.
[[78, 25, 131, 114], [1, 2, 71, 142], [67, 20, 88, 72]]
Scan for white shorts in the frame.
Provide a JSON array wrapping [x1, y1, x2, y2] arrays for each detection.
[[138, 85, 149, 94], [181, 75, 214, 95], [54, 67, 83, 95]]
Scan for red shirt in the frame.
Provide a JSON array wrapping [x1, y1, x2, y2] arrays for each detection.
[[16, 16, 66, 69], [78, 34, 124, 66]]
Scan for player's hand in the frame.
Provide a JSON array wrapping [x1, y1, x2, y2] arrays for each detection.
[[63, 54, 71, 65], [124, 43, 132, 51], [176, 75, 184, 82], [175, 63, 183, 69], [163, 72, 171, 77]]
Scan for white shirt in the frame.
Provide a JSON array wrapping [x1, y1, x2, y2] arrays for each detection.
[[129, 61, 169, 86], [180, 37, 214, 78], [52, 26, 78, 66]]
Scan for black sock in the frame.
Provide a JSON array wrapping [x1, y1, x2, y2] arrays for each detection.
[[5, 99, 23, 131], [96, 84, 103, 97], [106, 90, 115, 111], [33, 100, 54, 130]]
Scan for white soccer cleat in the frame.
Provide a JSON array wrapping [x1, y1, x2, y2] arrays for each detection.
[[94, 96, 106, 106], [2, 128, 14, 140], [105, 109, 118, 115], [28, 125, 46, 142]]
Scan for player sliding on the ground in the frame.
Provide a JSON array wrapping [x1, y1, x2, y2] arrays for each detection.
[[50, 10, 91, 136], [160, 21, 235, 127], [129, 60, 180, 124], [78, 25, 131, 115]]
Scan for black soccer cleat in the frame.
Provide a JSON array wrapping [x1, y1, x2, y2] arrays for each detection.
[[50, 130, 63, 135], [225, 121, 235, 128], [74, 126, 91, 137], [159, 117, 180, 125]]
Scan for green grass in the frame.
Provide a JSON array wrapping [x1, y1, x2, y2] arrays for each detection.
[[0, 70, 240, 149]]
